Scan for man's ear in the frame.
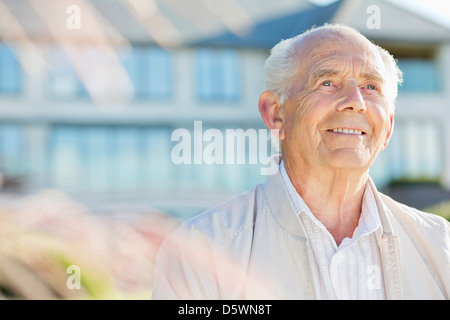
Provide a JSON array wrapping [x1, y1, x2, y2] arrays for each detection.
[[383, 113, 394, 149], [258, 91, 285, 140]]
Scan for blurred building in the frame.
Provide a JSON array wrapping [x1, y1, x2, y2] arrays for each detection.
[[0, 0, 449, 217]]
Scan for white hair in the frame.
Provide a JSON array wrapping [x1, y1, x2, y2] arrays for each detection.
[[263, 24, 403, 113]]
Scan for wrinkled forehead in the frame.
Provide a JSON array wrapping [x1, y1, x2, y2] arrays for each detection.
[[296, 27, 378, 57], [295, 30, 387, 81]]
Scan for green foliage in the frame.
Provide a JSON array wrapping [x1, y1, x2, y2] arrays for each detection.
[[0, 190, 180, 300], [387, 176, 442, 186], [0, 219, 120, 299], [424, 201, 450, 222]]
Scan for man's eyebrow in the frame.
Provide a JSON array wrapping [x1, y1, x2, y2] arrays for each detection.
[[308, 68, 340, 84], [307, 68, 386, 86], [362, 72, 385, 84]]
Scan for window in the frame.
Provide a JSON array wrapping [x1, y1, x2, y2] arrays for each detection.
[[374, 45, 441, 94], [196, 48, 240, 102], [399, 121, 443, 178], [0, 43, 21, 94], [48, 125, 174, 192], [371, 120, 443, 187], [397, 58, 441, 93], [0, 124, 27, 176], [119, 46, 172, 99], [46, 46, 88, 99], [48, 126, 83, 190], [46, 124, 267, 195]]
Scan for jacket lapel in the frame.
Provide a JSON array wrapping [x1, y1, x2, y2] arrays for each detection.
[[262, 160, 406, 299], [262, 156, 309, 240], [369, 178, 405, 299], [379, 234, 405, 299], [261, 156, 314, 299]]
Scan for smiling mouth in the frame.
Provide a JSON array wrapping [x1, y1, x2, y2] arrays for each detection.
[[327, 128, 366, 135]]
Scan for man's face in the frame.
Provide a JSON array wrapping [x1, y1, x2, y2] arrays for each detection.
[[281, 34, 394, 172]]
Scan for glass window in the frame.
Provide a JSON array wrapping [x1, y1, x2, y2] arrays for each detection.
[[46, 46, 88, 99], [45, 124, 269, 194], [397, 59, 440, 93], [401, 121, 442, 178], [47, 124, 176, 193], [372, 120, 443, 187], [0, 43, 21, 94], [83, 126, 112, 192], [119, 46, 172, 100], [196, 48, 240, 102], [113, 127, 141, 191], [48, 126, 83, 190], [144, 127, 173, 189], [148, 47, 172, 99], [0, 124, 27, 176]]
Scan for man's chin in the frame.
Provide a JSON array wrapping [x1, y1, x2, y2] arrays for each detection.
[[324, 150, 372, 170]]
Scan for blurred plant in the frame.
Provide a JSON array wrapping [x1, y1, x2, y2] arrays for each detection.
[[424, 201, 450, 222], [387, 176, 442, 186], [0, 189, 180, 299]]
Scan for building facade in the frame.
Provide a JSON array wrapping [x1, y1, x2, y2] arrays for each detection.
[[0, 0, 449, 217]]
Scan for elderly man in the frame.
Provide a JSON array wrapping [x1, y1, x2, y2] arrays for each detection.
[[152, 24, 450, 299]]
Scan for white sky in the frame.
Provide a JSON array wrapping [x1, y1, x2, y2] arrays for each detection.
[[389, 0, 450, 27], [309, 0, 450, 28]]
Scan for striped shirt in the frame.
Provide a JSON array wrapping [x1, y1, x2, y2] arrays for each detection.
[[280, 161, 386, 299]]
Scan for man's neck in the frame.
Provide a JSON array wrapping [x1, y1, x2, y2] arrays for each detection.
[[283, 158, 369, 245]]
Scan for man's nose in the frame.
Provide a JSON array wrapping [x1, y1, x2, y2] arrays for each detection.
[[336, 85, 367, 113]]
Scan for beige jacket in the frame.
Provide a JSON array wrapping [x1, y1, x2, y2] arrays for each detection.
[[152, 169, 450, 300]]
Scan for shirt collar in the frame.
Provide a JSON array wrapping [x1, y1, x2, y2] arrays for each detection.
[[279, 160, 383, 240], [358, 181, 383, 238]]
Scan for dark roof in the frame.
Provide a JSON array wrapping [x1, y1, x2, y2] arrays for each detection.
[[194, 0, 343, 48]]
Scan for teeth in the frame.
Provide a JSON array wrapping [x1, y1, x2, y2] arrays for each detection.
[[331, 128, 363, 135]]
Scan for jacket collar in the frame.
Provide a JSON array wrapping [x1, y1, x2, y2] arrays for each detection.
[[367, 179, 405, 299], [262, 155, 404, 299], [366, 177, 396, 235], [262, 156, 397, 239], [262, 156, 309, 240]]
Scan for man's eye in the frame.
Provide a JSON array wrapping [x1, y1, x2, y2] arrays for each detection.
[[365, 84, 377, 90], [322, 80, 333, 86]]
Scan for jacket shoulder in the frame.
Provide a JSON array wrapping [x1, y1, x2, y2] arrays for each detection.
[[177, 184, 265, 246], [378, 192, 450, 232]]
